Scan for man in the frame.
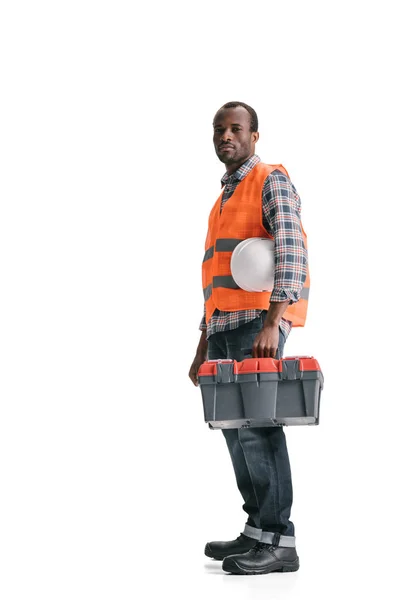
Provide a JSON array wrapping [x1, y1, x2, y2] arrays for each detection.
[[188, 101, 309, 575]]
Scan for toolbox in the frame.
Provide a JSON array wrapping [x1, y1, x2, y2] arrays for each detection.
[[198, 356, 324, 429]]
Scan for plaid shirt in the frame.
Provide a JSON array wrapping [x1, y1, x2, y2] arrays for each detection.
[[199, 155, 308, 340]]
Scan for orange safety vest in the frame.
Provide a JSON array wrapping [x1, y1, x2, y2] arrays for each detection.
[[202, 162, 310, 325]]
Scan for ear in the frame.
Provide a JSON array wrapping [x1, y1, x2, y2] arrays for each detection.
[[252, 131, 260, 144]]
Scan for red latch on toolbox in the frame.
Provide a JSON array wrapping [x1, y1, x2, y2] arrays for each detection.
[[282, 356, 321, 372], [198, 360, 238, 377], [198, 362, 218, 376]]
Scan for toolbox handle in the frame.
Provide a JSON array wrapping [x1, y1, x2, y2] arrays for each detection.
[[207, 359, 235, 363], [241, 350, 282, 359]]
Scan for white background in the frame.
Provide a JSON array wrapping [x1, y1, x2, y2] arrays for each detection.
[[1, 1, 399, 598]]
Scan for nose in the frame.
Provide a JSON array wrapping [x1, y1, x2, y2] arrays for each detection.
[[220, 129, 233, 143]]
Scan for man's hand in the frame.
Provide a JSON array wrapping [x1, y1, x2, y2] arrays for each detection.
[[251, 300, 290, 358], [189, 330, 208, 386], [252, 323, 280, 358], [188, 351, 207, 386]]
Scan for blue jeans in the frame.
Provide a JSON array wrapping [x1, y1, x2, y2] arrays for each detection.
[[207, 311, 295, 541]]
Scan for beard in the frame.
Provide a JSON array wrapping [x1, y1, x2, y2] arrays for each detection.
[[216, 147, 238, 164]]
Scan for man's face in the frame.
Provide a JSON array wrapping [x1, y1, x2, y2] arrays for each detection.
[[213, 106, 258, 166]]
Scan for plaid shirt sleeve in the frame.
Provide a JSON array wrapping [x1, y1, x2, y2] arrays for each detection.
[[262, 170, 308, 304]]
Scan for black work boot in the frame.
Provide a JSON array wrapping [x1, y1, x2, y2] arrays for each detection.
[[204, 533, 258, 561], [222, 541, 300, 575]]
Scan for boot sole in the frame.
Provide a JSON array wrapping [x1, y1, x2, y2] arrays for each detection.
[[222, 557, 300, 575]]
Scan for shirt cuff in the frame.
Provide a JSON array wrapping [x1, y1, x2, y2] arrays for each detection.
[[270, 288, 302, 304]]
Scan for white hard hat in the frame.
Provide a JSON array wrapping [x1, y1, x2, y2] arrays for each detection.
[[231, 238, 275, 292]]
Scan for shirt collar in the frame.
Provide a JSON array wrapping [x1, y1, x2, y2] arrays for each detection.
[[221, 154, 261, 187]]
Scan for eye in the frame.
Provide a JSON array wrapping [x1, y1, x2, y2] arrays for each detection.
[[214, 128, 223, 134], [232, 127, 241, 132]]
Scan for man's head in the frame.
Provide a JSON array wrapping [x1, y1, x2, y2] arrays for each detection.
[[213, 101, 259, 173]]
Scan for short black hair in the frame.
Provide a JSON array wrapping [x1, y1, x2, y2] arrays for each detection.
[[214, 101, 258, 132]]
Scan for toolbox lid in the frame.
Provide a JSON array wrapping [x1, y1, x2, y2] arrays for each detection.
[[198, 356, 322, 377], [237, 356, 321, 374]]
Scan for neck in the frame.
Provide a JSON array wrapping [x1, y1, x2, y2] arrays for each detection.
[[225, 153, 254, 176]]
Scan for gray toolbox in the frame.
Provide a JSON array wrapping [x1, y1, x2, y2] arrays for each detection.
[[198, 356, 324, 429]]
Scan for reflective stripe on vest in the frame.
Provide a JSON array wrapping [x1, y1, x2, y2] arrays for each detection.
[[204, 278, 309, 299], [203, 275, 240, 300], [300, 287, 309, 300], [203, 238, 244, 262], [203, 284, 212, 301], [215, 238, 244, 252], [203, 246, 214, 262]]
